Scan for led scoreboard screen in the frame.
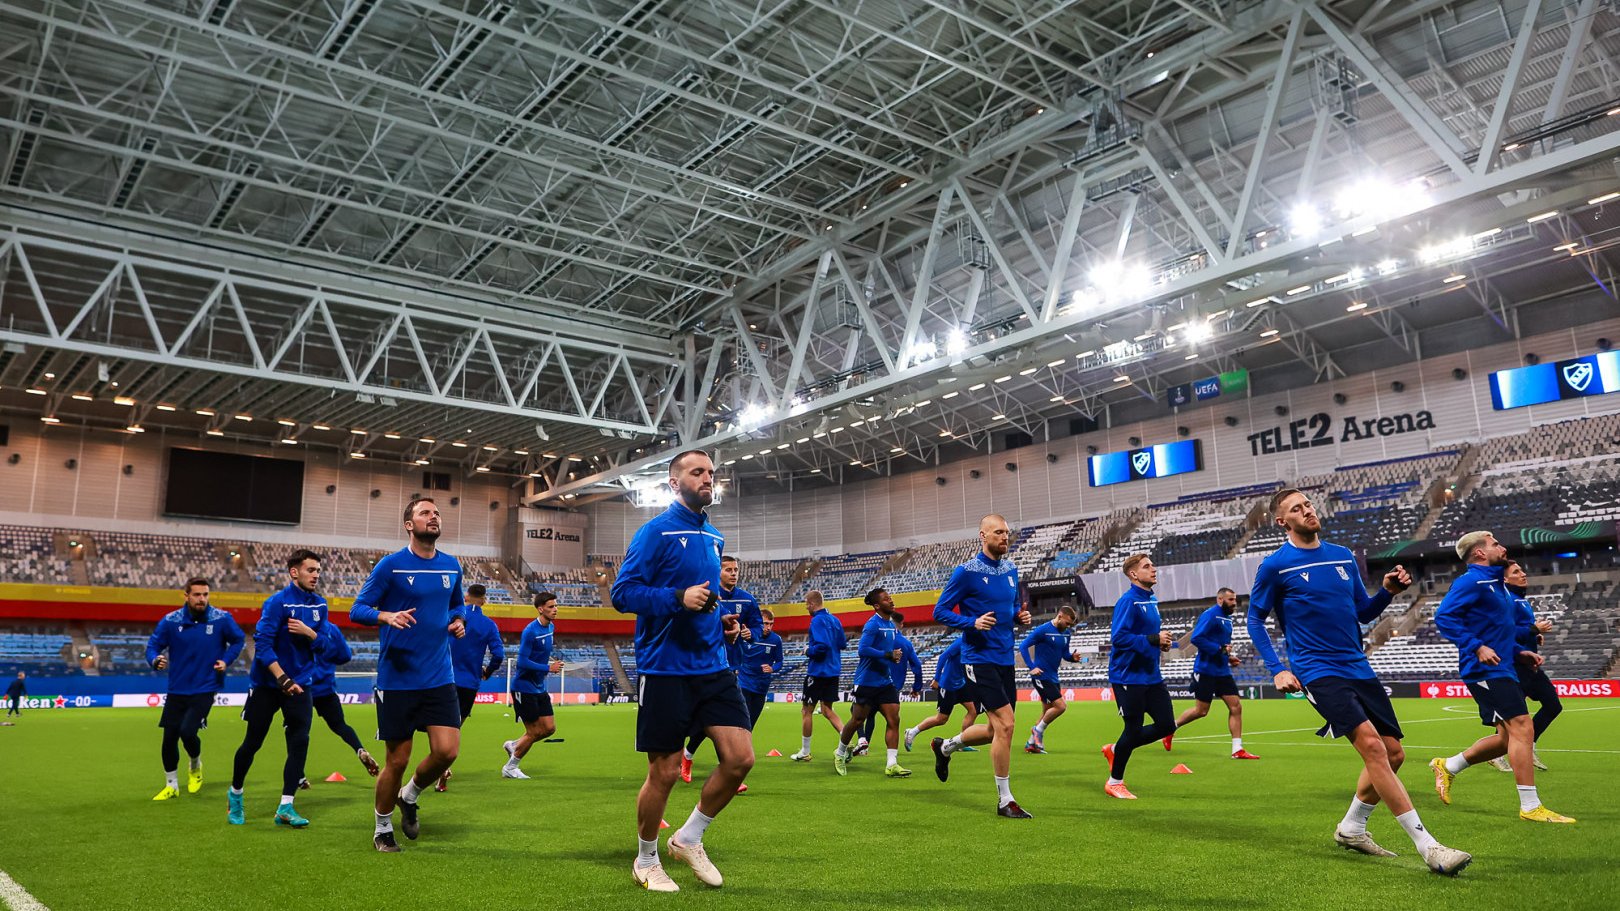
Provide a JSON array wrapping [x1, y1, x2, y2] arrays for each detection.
[[1488, 351, 1620, 410], [1087, 439, 1203, 487]]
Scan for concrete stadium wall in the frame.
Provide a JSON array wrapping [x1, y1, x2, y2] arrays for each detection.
[[0, 426, 512, 555]]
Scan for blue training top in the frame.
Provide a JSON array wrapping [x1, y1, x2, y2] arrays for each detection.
[[1247, 540, 1393, 685], [1434, 563, 1524, 682], [450, 604, 506, 690], [1017, 620, 1074, 679], [145, 606, 246, 696], [610, 501, 729, 676], [512, 618, 556, 695], [1109, 584, 1163, 685], [932, 551, 1022, 666], [349, 548, 466, 690], [1190, 605, 1235, 678]]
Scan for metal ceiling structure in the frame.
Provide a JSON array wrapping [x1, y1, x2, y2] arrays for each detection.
[[3, 0, 1620, 505]]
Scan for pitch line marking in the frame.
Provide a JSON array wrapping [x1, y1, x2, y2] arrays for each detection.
[[0, 870, 49, 911]]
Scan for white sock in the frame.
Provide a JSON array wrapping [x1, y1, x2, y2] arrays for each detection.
[[1032, 721, 1047, 736], [505, 754, 520, 770], [1232, 737, 1243, 753], [994, 775, 1013, 807], [1339, 797, 1377, 835], [835, 739, 850, 759], [164, 770, 179, 789], [905, 726, 918, 739], [683, 749, 693, 761], [942, 736, 963, 755], [636, 837, 659, 868], [1517, 784, 1540, 812], [1444, 752, 1470, 775], [886, 748, 898, 766], [1107, 776, 1124, 786], [374, 811, 392, 834], [1395, 809, 1439, 852], [279, 794, 294, 807], [400, 778, 423, 803], [229, 787, 243, 797], [674, 805, 714, 847], [801, 735, 812, 753]]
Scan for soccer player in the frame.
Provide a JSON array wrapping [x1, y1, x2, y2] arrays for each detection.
[[146, 578, 245, 800], [349, 497, 468, 853], [502, 591, 563, 780], [738, 608, 784, 729], [612, 449, 754, 892], [1017, 605, 1081, 754], [1489, 560, 1559, 772], [857, 613, 922, 754], [833, 588, 911, 779], [1250, 488, 1471, 875], [301, 617, 380, 788], [791, 589, 846, 761], [1163, 587, 1260, 760], [231, 551, 344, 828], [683, 555, 762, 784], [903, 637, 979, 751], [929, 514, 1034, 818], [441, 583, 506, 791], [1427, 533, 1573, 823], [5, 672, 24, 717], [1100, 554, 1177, 798]]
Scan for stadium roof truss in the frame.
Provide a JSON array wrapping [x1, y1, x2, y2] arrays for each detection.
[[2, 0, 1620, 501]]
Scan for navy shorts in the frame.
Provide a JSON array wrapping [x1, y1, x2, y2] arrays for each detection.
[[1303, 676, 1402, 740], [802, 675, 840, 705], [1193, 673, 1239, 704], [159, 692, 216, 733], [513, 691, 554, 724], [936, 687, 976, 715], [743, 689, 767, 728], [964, 663, 1017, 712], [636, 672, 751, 754], [1466, 677, 1530, 727], [1516, 664, 1560, 705], [1113, 681, 1175, 726], [853, 684, 899, 707], [374, 684, 462, 742], [456, 686, 479, 720], [1030, 675, 1062, 704]]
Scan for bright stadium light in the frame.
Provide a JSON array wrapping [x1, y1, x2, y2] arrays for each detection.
[[737, 403, 770, 431], [944, 328, 969, 356], [1184, 321, 1212, 345], [1289, 203, 1322, 239]]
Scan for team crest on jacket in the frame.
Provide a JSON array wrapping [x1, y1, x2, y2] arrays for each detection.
[[206, 624, 214, 635], [1008, 578, 1015, 588], [442, 575, 452, 589], [1336, 566, 1350, 581]]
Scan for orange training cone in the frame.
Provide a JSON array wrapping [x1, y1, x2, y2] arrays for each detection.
[[659, 819, 671, 829], [1170, 764, 1193, 774], [766, 749, 782, 757], [325, 772, 347, 782]]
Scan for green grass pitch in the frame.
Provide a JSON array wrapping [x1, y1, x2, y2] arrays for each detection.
[[1, 698, 1614, 910]]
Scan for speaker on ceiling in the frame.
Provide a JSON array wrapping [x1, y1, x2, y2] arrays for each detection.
[[1045, 453, 1058, 464], [1086, 445, 1098, 455], [1177, 426, 1189, 438], [122, 464, 133, 476], [1224, 416, 1239, 427], [1391, 380, 1406, 393], [1598, 338, 1613, 352], [64, 458, 76, 470], [935, 477, 947, 487], [450, 497, 460, 507], [325, 484, 337, 495], [1275, 405, 1289, 416], [1452, 368, 1468, 381], [1005, 462, 1018, 472], [370, 489, 381, 498], [490, 500, 500, 510], [1333, 393, 1347, 405], [969, 469, 981, 479], [1128, 436, 1141, 447], [1524, 353, 1540, 365]]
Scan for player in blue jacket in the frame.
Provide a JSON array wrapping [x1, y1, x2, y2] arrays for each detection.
[[1427, 533, 1573, 824], [1164, 588, 1260, 760], [1493, 560, 1560, 772], [439, 583, 506, 792], [904, 637, 979, 751], [833, 588, 911, 779], [929, 514, 1033, 818], [1017, 605, 1080, 754], [230, 551, 348, 829], [684, 554, 764, 785], [791, 589, 846, 761], [1249, 489, 1470, 875], [611, 450, 751, 892], [146, 577, 245, 800], [349, 497, 467, 852], [502, 591, 563, 780], [737, 608, 784, 729], [300, 617, 378, 789], [858, 613, 922, 754], [1101, 554, 1178, 798]]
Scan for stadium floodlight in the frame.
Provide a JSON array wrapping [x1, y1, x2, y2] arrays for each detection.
[[1376, 259, 1399, 275], [1289, 203, 1322, 239], [1184, 322, 1212, 345], [737, 403, 771, 431], [944, 328, 970, 357]]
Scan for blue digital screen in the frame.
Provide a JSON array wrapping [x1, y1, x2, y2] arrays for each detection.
[[1088, 439, 1203, 487], [1489, 351, 1620, 410]]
